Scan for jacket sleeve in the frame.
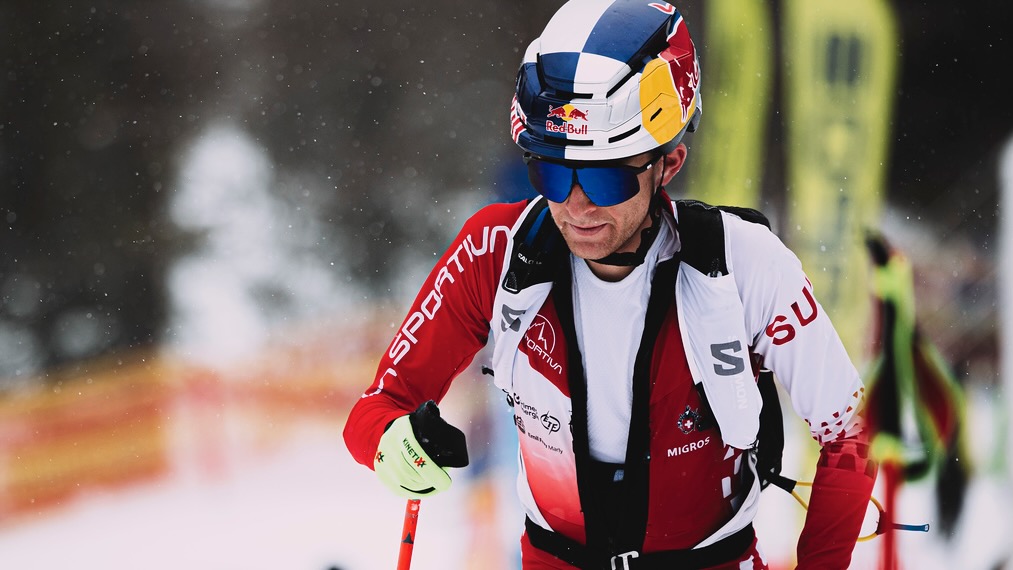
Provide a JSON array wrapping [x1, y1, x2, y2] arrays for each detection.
[[342, 202, 520, 468], [727, 215, 876, 567], [795, 433, 877, 569]]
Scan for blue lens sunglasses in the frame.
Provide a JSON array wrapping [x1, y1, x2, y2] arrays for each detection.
[[524, 152, 662, 207]]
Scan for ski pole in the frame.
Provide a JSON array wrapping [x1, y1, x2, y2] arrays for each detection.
[[396, 499, 421, 570], [775, 479, 929, 541]]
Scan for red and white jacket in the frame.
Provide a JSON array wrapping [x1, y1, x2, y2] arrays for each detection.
[[344, 196, 875, 567]]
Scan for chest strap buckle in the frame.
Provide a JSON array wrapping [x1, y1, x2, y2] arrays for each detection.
[[611, 550, 639, 570]]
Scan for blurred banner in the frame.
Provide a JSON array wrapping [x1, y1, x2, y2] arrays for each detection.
[[0, 320, 380, 525], [782, 0, 898, 361], [0, 356, 173, 520], [688, 0, 773, 208]]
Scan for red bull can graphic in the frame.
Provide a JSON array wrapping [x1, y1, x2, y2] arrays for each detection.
[[545, 104, 589, 135]]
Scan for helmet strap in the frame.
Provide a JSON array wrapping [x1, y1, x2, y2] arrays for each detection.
[[591, 189, 665, 267]]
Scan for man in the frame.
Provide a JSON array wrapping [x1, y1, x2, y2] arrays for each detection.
[[344, 1, 876, 568]]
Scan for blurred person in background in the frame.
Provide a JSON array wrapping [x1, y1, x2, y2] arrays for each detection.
[[344, 1, 876, 568]]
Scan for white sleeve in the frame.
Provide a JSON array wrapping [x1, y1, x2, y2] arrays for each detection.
[[724, 213, 866, 445]]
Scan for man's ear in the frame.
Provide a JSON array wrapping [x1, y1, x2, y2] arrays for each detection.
[[660, 143, 688, 187]]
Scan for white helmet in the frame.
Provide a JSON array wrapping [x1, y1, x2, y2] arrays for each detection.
[[510, 0, 702, 161]]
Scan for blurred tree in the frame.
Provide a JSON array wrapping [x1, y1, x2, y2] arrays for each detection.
[[887, 1, 1011, 239], [2, 0, 1012, 383], [0, 0, 564, 379], [1, 1, 227, 377], [224, 1, 565, 288]]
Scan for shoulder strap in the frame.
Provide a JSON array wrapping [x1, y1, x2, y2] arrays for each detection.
[[675, 199, 770, 277], [501, 198, 567, 293], [755, 369, 785, 489], [675, 199, 784, 488]]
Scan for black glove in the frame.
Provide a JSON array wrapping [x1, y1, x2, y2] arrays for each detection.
[[408, 400, 469, 468]]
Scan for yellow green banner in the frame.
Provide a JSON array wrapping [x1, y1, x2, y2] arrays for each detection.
[[782, 0, 898, 362], [687, 0, 773, 208]]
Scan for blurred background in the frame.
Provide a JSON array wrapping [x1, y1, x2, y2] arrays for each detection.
[[2, 0, 1012, 568]]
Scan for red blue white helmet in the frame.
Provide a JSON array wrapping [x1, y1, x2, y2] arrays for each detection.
[[510, 0, 702, 162]]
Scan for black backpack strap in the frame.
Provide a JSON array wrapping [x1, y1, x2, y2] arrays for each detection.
[[675, 199, 784, 489], [755, 369, 786, 489], [502, 198, 568, 293], [675, 199, 771, 277], [675, 200, 728, 277], [713, 204, 771, 229]]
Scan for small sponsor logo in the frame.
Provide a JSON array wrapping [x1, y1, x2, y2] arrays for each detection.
[[402, 437, 426, 468], [502, 304, 526, 332], [710, 340, 746, 377], [568, 108, 589, 120], [540, 412, 561, 433], [511, 391, 540, 419], [678, 405, 701, 434], [526, 314, 555, 352], [545, 121, 589, 135], [667, 436, 711, 458], [523, 314, 563, 375], [677, 405, 712, 434], [547, 104, 589, 122], [669, 406, 713, 457], [545, 104, 590, 135], [525, 430, 564, 454]]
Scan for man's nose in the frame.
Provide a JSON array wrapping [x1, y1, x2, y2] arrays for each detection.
[[565, 180, 596, 214]]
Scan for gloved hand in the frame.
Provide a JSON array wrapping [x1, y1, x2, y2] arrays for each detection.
[[374, 400, 469, 499]]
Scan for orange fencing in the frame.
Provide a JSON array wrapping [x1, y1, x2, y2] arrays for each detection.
[[0, 356, 173, 522], [0, 317, 393, 527]]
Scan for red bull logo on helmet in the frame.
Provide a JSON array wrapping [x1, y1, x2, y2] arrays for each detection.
[[547, 104, 590, 122], [545, 104, 590, 135], [662, 17, 699, 126], [639, 15, 699, 144], [547, 105, 568, 119], [567, 108, 589, 120]]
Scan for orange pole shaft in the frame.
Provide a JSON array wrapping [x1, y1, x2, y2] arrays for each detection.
[[397, 499, 421, 570]]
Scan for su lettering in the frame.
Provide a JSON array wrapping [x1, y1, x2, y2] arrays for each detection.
[[765, 281, 819, 346]]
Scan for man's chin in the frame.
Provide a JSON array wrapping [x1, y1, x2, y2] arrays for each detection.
[[561, 226, 631, 260], [562, 239, 614, 261]]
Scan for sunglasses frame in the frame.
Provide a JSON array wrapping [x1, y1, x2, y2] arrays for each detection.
[[523, 151, 662, 207]]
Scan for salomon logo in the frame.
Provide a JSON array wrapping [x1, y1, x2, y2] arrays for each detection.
[[502, 305, 526, 332], [710, 341, 745, 376]]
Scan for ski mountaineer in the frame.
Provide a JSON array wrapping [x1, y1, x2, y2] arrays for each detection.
[[344, 1, 877, 568]]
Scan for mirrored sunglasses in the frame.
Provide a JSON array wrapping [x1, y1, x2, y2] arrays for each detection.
[[524, 152, 660, 207]]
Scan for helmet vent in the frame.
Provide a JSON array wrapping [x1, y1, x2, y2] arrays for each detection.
[[548, 89, 593, 100], [606, 67, 639, 98], [608, 125, 641, 144], [542, 135, 594, 147]]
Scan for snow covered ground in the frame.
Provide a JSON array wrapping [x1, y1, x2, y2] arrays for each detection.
[[0, 431, 501, 570], [1, 420, 1010, 569]]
